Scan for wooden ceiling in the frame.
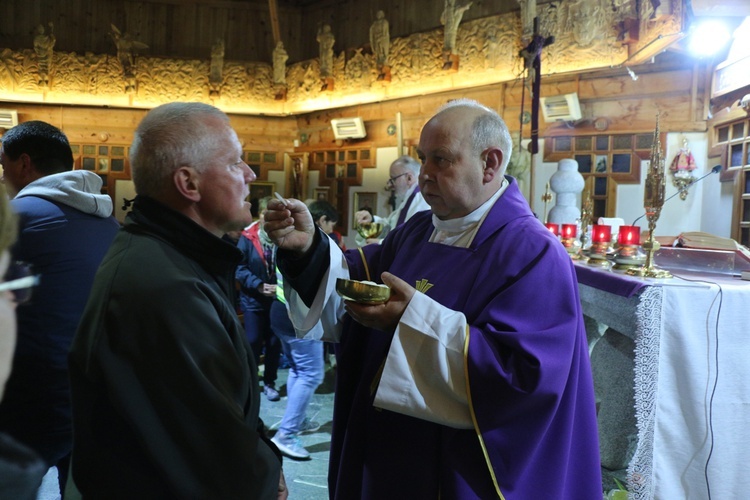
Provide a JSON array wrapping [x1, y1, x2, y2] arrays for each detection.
[[0, 0, 547, 66]]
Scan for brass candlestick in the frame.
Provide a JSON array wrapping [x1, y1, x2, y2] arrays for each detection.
[[627, 113, 672, 279], [541, 182, 553, 223], [574, 182, 593, 261]]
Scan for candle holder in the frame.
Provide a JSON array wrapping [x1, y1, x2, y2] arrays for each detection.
[[560, 223, 582, 257], [627, 114, 672, 279], [544, 222, 560, 238], [587, 224, 613, 267], [573, 187, 594, 261], [612, 225, 646, 271]]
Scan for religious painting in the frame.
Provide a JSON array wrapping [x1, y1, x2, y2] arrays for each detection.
[[595, 155, 608, 173], [314, 187, 329, 201], [248, 181, 276, 213], [353, 192, 377, 228], [284, 152, 309, 199]]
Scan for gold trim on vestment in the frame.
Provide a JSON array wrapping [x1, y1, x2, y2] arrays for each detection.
[[464, 325, 505, 499], [357, 247, 372, 282]]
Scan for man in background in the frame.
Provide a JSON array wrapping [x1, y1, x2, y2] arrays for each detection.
[[236, 196, 283, 402], [69, 102, 286, 498], [0, 121, 119, 494], [353, 155, 429, 246]]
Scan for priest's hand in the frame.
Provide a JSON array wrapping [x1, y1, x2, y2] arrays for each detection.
[[264, 197, 316, 254], [354, 210, 373, 225], [344, 272, 415, 332]]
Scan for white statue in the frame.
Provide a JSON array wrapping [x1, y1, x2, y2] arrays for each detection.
[[369, 10, 390, 67], [273, 41, 289, 85], [441, 0, 473, 55], [317, 23, 335, 78]]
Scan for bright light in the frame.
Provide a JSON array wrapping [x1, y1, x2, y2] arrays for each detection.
[[688, 19, 732, 57]]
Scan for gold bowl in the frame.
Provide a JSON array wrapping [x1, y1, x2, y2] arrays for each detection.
[[335, 278, 391, 304], [356, 223, 383, 239]]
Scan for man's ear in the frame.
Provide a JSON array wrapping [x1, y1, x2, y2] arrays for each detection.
[[17, 153, 39, 183], [482, 148, 503, 183], [173, 166, 201, 202]]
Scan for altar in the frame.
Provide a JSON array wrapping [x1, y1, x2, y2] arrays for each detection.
[[576, 259, 750, 499]]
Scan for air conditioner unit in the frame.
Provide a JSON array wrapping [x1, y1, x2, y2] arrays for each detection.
[[540, 93, 582, 122], [331, 117, 366, 139], [0, 110, 18, 129]]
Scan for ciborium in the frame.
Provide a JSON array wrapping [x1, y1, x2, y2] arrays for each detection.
[[356, 222, 383, 240], [627, 114, 672, 279]]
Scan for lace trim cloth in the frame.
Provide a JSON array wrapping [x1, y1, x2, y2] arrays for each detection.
[[627, 285, 663, 499]]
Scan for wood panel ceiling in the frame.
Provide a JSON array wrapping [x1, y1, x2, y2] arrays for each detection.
[[0, 0, 549, 66]]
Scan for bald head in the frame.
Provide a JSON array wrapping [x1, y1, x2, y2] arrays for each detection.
[[417, 99, 510, 220], [431, 99, 512, 176]]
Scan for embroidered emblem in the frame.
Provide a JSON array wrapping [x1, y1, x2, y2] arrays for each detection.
[[415, 278, 434, 294]]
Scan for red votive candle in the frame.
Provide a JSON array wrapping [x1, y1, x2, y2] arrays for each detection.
[[591, 224, 612, 244], [544, 223, 560, 236], [561, 224, 577, 239], [618, 225, 640, 246]]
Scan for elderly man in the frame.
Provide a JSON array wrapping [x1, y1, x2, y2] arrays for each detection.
[[69, 103, 286, 499], [353, 155, 429, 245], [265, 99, 601, 499]]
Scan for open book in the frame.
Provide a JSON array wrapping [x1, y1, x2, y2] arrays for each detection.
[[677, 231, 742, 251], [677, 231, 750, 262]]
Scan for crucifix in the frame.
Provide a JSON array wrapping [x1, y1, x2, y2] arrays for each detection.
[[518, 13, 554, 205], [519, 17, 555, 156]]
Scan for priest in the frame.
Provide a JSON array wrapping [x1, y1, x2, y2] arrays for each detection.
[[265, 99, 601, 499]]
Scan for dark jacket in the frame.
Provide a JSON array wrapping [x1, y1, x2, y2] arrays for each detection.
[[0, 171, 119, 464], [69, 196, 281, 499], [235, 222, 276, 312]]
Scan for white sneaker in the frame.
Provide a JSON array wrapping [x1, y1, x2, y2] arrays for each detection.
[[272, 432, 310, 460]]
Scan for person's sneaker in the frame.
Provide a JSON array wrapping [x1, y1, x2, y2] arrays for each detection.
[[264, 385, 280, 402], [299, 418, 321, 434], [271, 432, 310, 460]]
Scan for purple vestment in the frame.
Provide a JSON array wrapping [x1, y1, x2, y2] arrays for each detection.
[[330, 178, 601, 499]]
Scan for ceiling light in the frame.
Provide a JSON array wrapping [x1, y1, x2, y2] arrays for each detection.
[[688, 19, 731, 57]]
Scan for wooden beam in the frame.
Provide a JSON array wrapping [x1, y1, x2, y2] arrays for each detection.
[[268, 0, 281, 46]]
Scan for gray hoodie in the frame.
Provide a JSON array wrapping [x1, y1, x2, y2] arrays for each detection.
[[15, 170, 113, 218]]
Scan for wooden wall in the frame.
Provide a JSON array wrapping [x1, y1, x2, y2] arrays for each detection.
[[294, 52, 709, 151]]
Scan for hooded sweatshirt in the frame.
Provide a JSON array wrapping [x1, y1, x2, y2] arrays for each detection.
[[0, 170, 120, 465]]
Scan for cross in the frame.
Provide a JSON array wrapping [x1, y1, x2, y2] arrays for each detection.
[[519, 17, 554, 155]]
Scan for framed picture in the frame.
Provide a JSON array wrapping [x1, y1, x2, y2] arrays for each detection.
[[353, 192, 377, 228], [249, 181, 275, 201], [314, 186, 329, 201], [594, 155, 608, 173]]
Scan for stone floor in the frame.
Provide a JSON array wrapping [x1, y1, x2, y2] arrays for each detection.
[[37, 361, 337, 500], [259, 362, 336, 500]]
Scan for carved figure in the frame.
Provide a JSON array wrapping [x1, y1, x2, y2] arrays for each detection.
[[210, 38, 225, 86], [317, 23, 335, 78], [568, 0, 603, 47], [110, 24, 149, 80], [369, 10, 390, 67], [273, 41, 289, 85], [33, 22, 55, 86], [440, 0, 473, 54]]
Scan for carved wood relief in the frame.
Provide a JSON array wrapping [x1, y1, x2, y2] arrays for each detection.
[[0, 0, 682, 116]]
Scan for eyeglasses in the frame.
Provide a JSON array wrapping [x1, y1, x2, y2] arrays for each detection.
[[0, 262, 40, 304], [386, 173, 408, 186]]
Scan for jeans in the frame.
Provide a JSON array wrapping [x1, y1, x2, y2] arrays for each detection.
[[270, 301, 324, 435], [243, 306, 281, 387]]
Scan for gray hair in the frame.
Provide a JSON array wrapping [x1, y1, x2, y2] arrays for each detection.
[[435, 98, 512, 175], [392, 155, 421, 175], [130, 102, 230, 196]]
